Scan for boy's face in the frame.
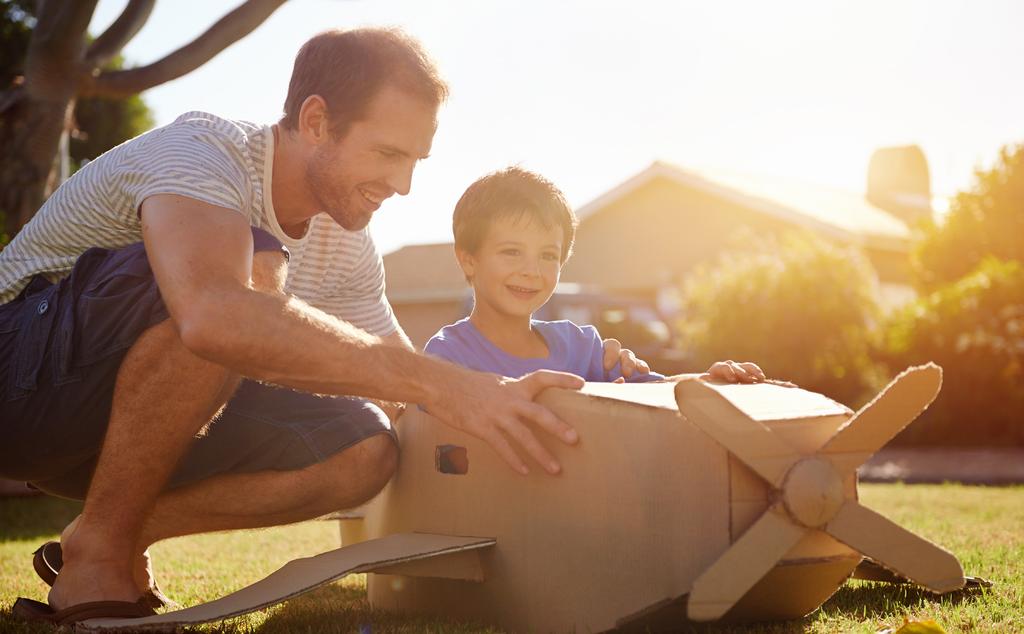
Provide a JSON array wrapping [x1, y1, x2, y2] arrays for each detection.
[[457, 214, 564, 319]]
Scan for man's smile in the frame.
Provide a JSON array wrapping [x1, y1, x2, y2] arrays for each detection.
[[358, 187, 387, 207]]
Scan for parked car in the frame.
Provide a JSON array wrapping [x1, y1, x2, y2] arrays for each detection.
[[533, 283, 692, 375]]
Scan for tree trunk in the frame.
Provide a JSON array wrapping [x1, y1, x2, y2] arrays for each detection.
[[0, 87, 77, 240], [0, 0, 95, 240], [0, 0, 285, 240]]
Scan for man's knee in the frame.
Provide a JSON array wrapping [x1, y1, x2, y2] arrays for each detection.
[[347, 433, 399, 496], [313, 432, 398, 508]]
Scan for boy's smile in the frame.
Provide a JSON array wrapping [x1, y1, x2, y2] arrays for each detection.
[[506, 283, 542, 301]]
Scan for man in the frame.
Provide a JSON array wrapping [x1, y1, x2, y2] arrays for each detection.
[[0, 28, 646, 624]]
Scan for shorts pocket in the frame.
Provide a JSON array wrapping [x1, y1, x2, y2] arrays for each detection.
[[70, 245, 170, 366]]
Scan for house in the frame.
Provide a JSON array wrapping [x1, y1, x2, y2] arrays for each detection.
[[384, 146, 932, 350], [383, 242, 470, 350]]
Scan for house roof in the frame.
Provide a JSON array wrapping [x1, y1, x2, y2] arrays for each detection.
[[575, 161, 919, 253], [384, 162, 923, 299], [383, 242, 468, 302]]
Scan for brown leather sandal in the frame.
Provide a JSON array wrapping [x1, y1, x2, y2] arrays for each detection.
[[11, 596, 155, 625], [32, 541, 177, 610]]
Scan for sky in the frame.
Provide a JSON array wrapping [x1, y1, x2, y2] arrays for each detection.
[[90, 0, 1024, 256]]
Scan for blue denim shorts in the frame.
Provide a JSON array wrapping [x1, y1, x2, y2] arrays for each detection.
[[0, 228, 395, 499]]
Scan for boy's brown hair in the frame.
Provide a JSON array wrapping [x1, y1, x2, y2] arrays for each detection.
[[280, 27, 448, 139], [453, 167, 578, 263]]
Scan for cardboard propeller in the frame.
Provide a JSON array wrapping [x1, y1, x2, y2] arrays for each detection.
[[676, 363, 965, 621]]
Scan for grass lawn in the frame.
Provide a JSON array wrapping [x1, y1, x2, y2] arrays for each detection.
[[1, 483, 1021, 633]]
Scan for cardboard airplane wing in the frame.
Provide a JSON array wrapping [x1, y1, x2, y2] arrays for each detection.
[[82, 364, 964, 632]]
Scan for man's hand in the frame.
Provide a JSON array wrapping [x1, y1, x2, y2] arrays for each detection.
[[376, 400, 406, 424], [601, 338, 651, 382], [429, 368, 584, 476], [703, 360, 766, 383]]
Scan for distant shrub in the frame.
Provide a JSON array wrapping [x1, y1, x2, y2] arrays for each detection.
[[880, 257, 1024, 446], [914, 144, 1024, 290], [680, 231, 883, 406]]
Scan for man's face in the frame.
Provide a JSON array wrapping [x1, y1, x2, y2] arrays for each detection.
[[458, 215, 565, 320], [306, 85, 437, 231]]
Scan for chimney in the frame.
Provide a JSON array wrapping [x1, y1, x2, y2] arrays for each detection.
[[866, 145, 934, 226]]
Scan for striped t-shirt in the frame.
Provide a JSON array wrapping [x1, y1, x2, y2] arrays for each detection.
[[0, 111, 397, 337]]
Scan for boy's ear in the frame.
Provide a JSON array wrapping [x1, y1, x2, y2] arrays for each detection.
[[454, 248, 476, 282]]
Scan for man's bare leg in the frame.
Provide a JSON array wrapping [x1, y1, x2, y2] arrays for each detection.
[[48, 319, 237, 609], [48, 251, 284, 610], [55, 433, 397, 597], [141, 432, 397, 545]]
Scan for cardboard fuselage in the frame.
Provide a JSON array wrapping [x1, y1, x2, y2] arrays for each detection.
[[360, 381, 862, 631]]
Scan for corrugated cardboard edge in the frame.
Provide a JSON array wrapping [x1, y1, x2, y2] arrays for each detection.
[[77, 533, 495, 632]]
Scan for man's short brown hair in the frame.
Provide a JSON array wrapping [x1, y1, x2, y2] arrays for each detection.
[[280, 27, 448, 138], [453, 167, 578, 263]]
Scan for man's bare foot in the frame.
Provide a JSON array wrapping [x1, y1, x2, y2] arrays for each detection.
[[50, 518, 141, 610], [57, 516, 173, 609]]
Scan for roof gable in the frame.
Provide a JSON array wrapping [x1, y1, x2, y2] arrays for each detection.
[[383, 242, 468, 301], [576, 161, 915, 252]]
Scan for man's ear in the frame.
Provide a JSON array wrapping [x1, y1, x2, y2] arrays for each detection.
[[454, 248, 476, 283], [297, 95, 330, 143]]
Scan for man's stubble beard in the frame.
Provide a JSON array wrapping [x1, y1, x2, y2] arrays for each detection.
[[306, 144, 370, 231]]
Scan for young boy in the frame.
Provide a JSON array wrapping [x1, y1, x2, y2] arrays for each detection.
[[424, 167, 765, 384]]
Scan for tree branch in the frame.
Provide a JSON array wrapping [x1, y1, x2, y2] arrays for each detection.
[[81, 0, 287, 98], [28, 0, 98, 54], [85, 0, 156, 68]]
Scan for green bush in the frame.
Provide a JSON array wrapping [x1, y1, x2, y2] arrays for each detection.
[[880, 257, 1024, 446], [680, 231, 883, 406], [914, 144, 1024, 290]]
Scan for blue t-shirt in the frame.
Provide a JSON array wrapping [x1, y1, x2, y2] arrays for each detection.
[[424, 318, 665, 382]]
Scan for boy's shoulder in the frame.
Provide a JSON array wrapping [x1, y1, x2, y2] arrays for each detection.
[[531, 319, 602, 347], [532, 319, 598, 335], [424, 318, 474, 356], [428, 317, 473, 340]]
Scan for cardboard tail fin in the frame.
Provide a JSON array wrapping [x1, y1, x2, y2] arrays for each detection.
[[78, 533, 495, 632]]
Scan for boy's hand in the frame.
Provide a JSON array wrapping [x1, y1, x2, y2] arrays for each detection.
[[429, 368, 584, 476], [601, 338, 651, 378], [703, 360, 766, 383]]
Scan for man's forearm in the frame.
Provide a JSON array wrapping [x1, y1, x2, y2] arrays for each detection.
[[186, 287, 460, 406]]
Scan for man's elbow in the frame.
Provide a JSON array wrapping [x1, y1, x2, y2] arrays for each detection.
[[174, 296, 234, 360]]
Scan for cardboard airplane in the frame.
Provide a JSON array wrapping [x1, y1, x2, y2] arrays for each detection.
[[82, 363, 964, 632]]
